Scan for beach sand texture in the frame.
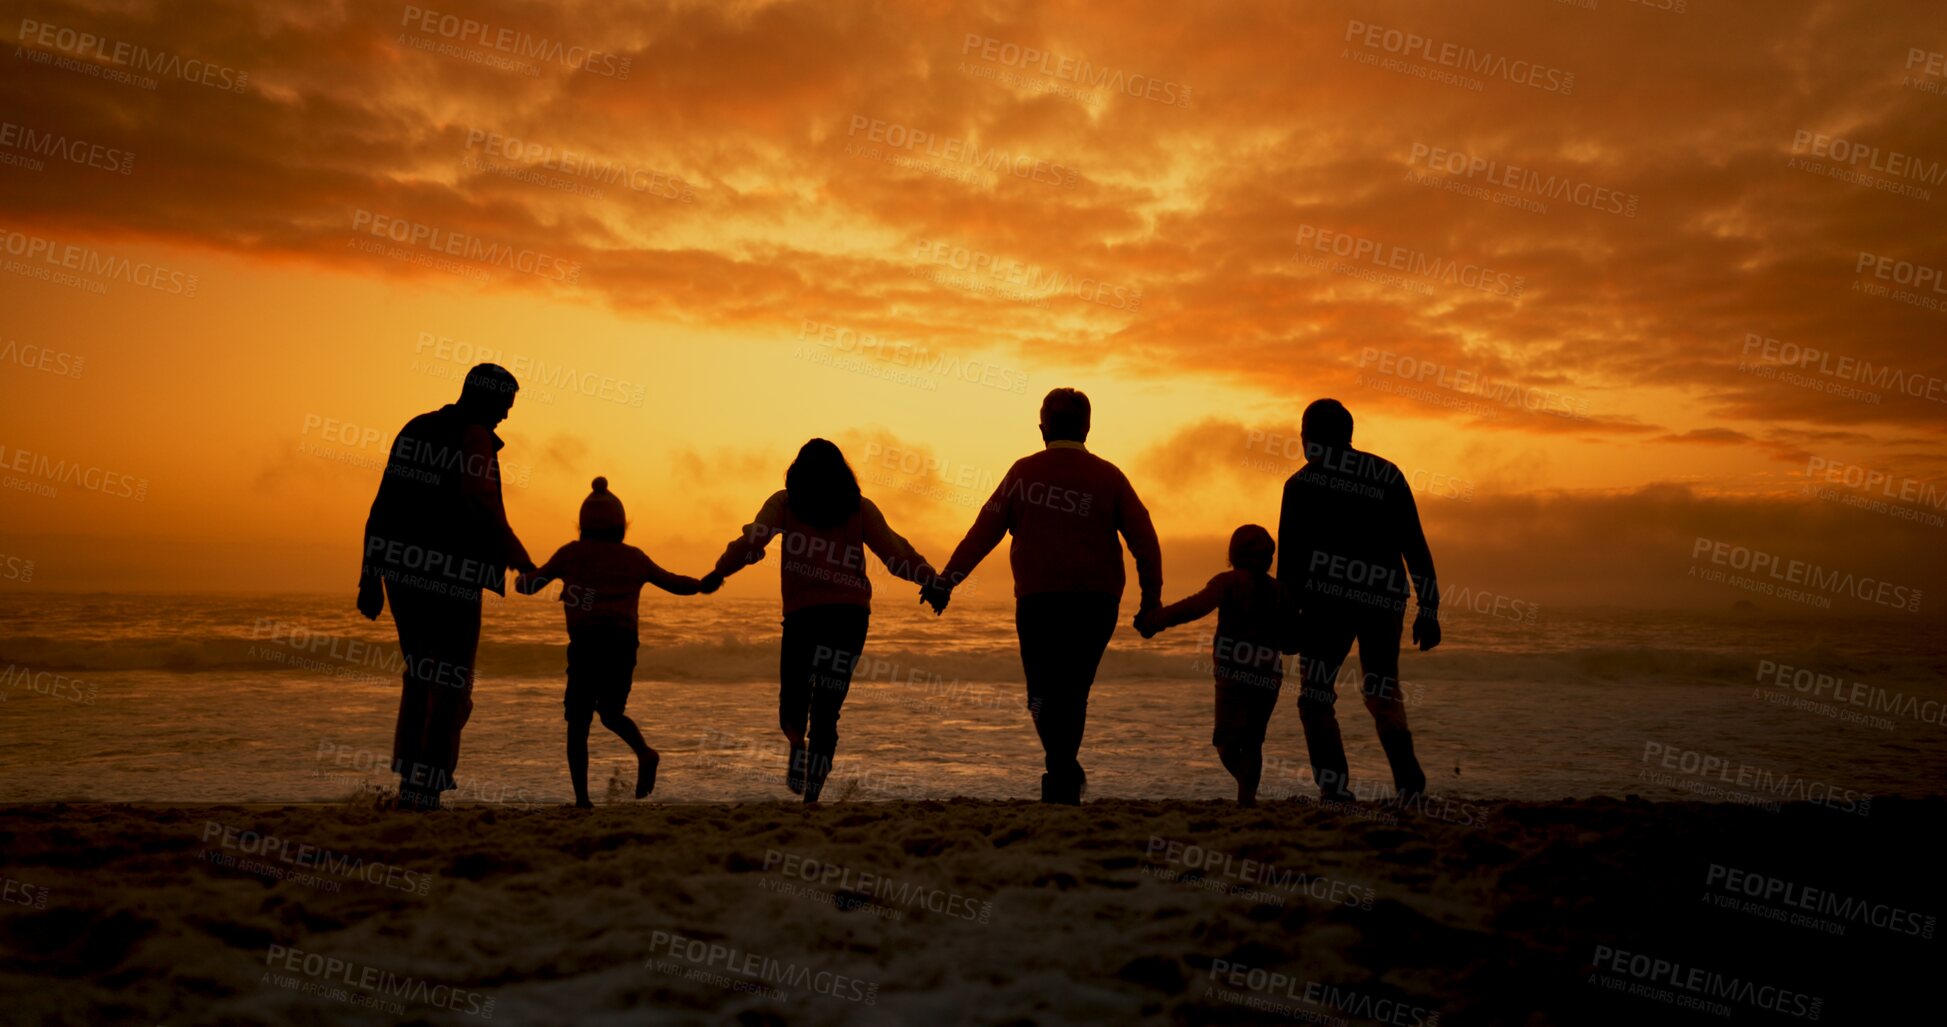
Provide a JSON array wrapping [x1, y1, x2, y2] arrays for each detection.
[[0, 796, 1937, 1025]]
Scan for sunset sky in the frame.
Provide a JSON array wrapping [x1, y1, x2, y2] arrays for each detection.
[[2, 0, 1944, 614]]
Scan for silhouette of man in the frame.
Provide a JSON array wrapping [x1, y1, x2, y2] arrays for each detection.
[[924, 388, 1163, 804], [357, 364, 534, 810], [1278, 399, 1439, 803]]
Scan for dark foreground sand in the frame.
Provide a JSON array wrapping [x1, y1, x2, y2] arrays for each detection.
[[0, 796, 1937, 1026]]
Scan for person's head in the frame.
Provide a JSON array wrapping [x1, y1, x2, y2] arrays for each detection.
[[458, 363, 519, 426], [1300, 398, 1353, 462], [579, 476, 627, 543], [1228, 524, 1275, 574], [1039, 387, 1091, 443], [785, 438, 862, 530]]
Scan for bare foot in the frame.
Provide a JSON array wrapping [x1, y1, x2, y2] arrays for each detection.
[[636, 749, 660, 799], [573, 797, 594, 810]]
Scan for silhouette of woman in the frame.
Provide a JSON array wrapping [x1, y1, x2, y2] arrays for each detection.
[[705, 439, 937, 802]]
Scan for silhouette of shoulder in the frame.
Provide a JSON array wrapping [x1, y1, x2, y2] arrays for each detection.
[[1013, 446, 1114, 470], [1289, 448, 1406, 497], [543, 539, 649, 573], [1204, 567, 1244, 590], [750, 490, 790, 526]]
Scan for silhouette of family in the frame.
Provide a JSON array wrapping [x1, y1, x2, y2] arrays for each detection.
[[357, 366, 1441, 810]]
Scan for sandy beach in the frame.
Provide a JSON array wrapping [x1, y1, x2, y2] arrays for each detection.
[[0, 795, 1936, 1025]]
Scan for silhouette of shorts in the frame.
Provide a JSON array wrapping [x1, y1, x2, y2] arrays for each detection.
[[564, 626, 639, 723]]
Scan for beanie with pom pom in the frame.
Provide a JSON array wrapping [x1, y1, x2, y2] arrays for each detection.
[[579, 476, 627, 532]]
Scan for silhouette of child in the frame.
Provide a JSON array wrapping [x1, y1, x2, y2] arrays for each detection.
[[518, 477, 719, 808], [1134, 525, 1298, 806]]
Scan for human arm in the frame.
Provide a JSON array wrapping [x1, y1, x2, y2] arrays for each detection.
[[1393, 472, 1441, 650], [357, 568, 384, 620], [516, 551, 562, 596], [712, 491, 789, 580], [1276, 473, 1305, 602], [457, 425, 534, 575], [640, 550, 704, 596], [926, 469, 1015, 613], [357, 494, 387, 619], [1115, 471, 1164, 613], [938, 472, 1013, 588], [358, 471, 395, 619], [1136, 573, 1226, 638], [860, 499, 936, 585]]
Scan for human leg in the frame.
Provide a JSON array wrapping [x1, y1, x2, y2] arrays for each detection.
[[777, 611, 816, 794], [1356, 613, 1424, 799], [386, 579, 481, 810], [1296, 614, 1358, 801], [801, 605, 869, 803], [1016, 592, 1117, 804]]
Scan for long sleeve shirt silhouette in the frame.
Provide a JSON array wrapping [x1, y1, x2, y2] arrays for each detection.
[[525, 541, 701, 633], [362, 404, 531, 596], [941, 442, 1163, 605], [1150, 569, 1298, 687], [1278, 446, 1437, 617], [714, 490, 934, 613]]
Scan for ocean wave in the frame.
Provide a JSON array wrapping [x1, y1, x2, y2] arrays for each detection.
[[0, 634, 1203, 686], [0, 634, 1919, 689], [1416, 647, 1764, 684]]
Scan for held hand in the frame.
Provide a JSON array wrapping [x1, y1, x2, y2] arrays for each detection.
[[1133, 609, 1160, 639], [919, 579, 953, 616], [514, 572, 542, 596], [698, 571, 724, 595], [356, 575, 384, 621], [1412, 608, 1441, 651]]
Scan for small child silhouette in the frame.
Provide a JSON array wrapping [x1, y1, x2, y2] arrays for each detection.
[[519, 477, 720, 808], [1134, 525, 1299, 806]]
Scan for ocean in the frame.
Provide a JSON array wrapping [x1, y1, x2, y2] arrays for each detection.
[[1, 592, 1940, 806]]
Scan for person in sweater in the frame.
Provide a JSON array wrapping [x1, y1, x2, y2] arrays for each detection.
[[518, 477, 718, 809], [706, 439, 936, 803], [1134, 525, 1298, 806], [923, 388, 1164, 805], [1278, 399, 1440, 804], [357, 363, 535, 812]]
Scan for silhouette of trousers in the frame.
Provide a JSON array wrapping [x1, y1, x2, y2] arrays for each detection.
[[385, 579, 480, 804], [1016, 591, 1119, 803], [779, 603, 870, 797], [1296, 609, 1425, 799]]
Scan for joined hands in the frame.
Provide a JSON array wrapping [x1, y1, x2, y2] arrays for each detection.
[[918, 577, 953, 615]]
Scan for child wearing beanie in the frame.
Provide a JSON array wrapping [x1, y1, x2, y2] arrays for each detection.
[[518, 476, 720, 807], [1133, 524, 1299, 806]]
